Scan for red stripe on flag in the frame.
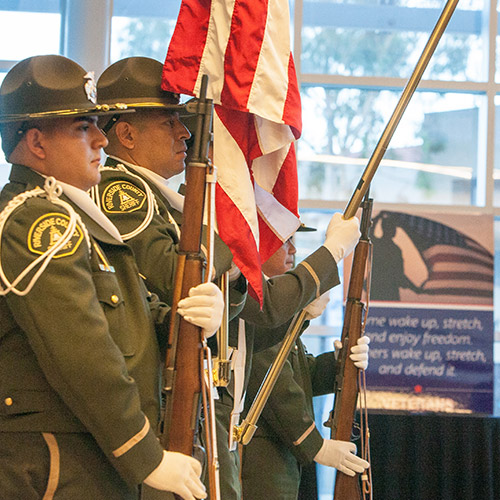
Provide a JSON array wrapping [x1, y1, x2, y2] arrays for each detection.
[[215, 105, 263, 163], [221, 0, 268, 110], [161, 0, 211, 94], [216, 183, 263, 304], [271, 143, 299, 217], [283, 53, 302, 134], [258, 216, 284, 264]]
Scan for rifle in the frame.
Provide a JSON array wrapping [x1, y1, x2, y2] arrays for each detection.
[[327, 2, 460, 498], [160, 74, 220, 499], [325, 194, 373, 499]]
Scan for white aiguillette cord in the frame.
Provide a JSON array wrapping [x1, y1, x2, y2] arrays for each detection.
[[0, 177, 91, 296]]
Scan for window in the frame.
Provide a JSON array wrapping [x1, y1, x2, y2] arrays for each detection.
[[0, 1, 61, 64], [111, 0, 182, 62], [0, 1, 62, 172], [300, 87, 485, 204]]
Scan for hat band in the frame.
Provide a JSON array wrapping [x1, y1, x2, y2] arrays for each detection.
[[0, 103, 130, 123]]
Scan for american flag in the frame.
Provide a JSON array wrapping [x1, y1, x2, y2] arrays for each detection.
[[162, 0, 302, 304], [374, 211, 493, 304]]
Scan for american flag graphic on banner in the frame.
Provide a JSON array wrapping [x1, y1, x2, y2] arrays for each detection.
[[162, 0, 302, 304], [373, 211, 494, 304]]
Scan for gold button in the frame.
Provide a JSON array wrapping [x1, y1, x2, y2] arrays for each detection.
[[111, 294, 119, 304], [4, 397, 13, 406]]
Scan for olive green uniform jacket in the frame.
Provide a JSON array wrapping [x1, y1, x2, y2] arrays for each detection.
[[214, 249, 340, 500], [0, 165, 165, 489], [94, 157, 238, 308], [241, 336, 336, 500]]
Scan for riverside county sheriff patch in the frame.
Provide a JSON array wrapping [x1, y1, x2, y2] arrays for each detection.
[[28, 213, 84, 258], [101, 182, 146, 213]]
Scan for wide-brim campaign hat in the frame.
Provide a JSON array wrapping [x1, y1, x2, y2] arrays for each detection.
[[97, 57, 183, 111], [0, 55, 132, 123]]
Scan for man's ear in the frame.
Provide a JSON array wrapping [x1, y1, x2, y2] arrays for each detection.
[[114, 121, 136, 150], [24, 128, 46, 160]]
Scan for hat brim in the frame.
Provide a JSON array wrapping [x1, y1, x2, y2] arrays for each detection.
[[0, 104, 134, 123]]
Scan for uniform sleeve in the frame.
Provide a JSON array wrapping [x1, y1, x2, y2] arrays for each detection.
[[2, 199, 163, 484], [240, 246, 340, 329], [246, 344, 324, 465], [307, 350, 338, 397]]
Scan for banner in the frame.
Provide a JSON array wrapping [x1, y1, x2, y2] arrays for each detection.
[[346, 210, 494, 413]]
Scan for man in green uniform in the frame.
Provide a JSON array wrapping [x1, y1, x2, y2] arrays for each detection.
[[95, 56, 364, 500], [0, 55, 217, 500], [94, 56, 245, 500], [241, 230, 370, 500]]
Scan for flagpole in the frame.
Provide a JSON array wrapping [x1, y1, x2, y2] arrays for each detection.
[[344, 0, 460, 219]]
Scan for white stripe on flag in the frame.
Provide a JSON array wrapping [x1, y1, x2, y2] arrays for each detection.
[[252, 140, 292, 191], [254, 116, 295, 155], [247, 0, 291, 122], [195, 0, 235, 101], [214, 111, 260, 245], [254, 182, 300, 242]]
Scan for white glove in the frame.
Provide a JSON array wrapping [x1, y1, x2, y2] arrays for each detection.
[[323, 213, 361, 263], [333, 339, 343, 360], [350, 336, 370, 370], [177, 282, 224, 338], [227, 261, 242, 282], [304, 291, 330, 320], [314, 439, 369, 476], [143, 450, 207, 499]]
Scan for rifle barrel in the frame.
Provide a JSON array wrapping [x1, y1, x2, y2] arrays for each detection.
[[344, 0, 459, 219]]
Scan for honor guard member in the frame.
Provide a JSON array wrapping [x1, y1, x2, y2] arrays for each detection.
[[210, 214, 365, 500], [95, 55, 242, 500], [241, 228, 370, 500], [0, 55, 219, 500]]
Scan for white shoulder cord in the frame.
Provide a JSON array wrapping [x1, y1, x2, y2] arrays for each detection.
[[92, 164, 159, 241], [0, 177, 91, 296]]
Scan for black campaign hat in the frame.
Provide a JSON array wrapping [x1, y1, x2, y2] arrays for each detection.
[[0, 55, 131, 123], [97, 57, 183, 111]]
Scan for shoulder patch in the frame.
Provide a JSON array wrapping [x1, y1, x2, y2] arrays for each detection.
[[101, 181, 146, 213], [27, 213, 84, 258]]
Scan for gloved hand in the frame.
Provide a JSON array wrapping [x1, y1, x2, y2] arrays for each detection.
[[350, 335, 370, 370], [314, 439, 369, 476], [177, 282, 224, 338], [304, 291, 330, 320], [143, 450, 207, 499], [323, 213, 361, 263], [333, 336, 370, 369]]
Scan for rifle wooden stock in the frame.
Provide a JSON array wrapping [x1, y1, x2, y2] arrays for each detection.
[[331, 238, 370, 500], [161, 166, 206, 453], [160, 76, 214, 498]]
